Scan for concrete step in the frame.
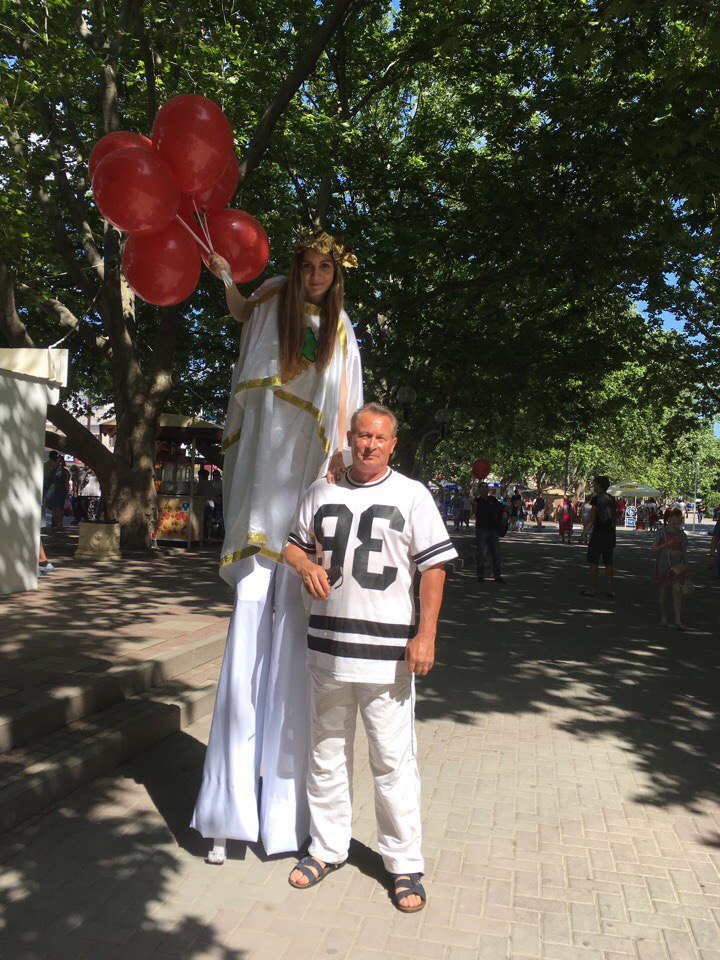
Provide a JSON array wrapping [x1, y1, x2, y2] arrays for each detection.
[[0, 631, 226, 754], [0, 656, 222, 833]]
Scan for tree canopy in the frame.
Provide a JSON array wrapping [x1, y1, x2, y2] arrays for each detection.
[[1, 0, 719, 524]]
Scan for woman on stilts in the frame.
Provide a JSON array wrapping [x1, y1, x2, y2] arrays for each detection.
[[191, 228, 363, 863]]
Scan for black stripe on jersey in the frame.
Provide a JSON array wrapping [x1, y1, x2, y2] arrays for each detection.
[[413, 543, 455, 565], [288, 532, 315, 554], [412, 539, 453, 564], [308, 614, 414, 639], [308, 634, 405, 661]]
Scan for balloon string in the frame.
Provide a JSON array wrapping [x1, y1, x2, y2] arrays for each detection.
[[190, 200, 232, 288], [192, 198, 213, 250], [175, 214, 212, 255]]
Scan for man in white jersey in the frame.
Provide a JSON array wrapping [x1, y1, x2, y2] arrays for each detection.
[[284, 402, 457, 913]]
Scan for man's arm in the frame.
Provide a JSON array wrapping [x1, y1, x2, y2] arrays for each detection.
[[284, 543, 331, 601], [405, 563, 446, 677]]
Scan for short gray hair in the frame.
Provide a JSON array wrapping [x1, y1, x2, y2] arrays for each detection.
[[350, 402, 398, 437]]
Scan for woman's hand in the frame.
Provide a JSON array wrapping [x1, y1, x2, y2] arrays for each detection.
[[325, 450, 346, 485], [208, 253, 232, 280]]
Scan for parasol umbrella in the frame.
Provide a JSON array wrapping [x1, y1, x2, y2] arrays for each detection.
[[607, 481, 662, 498]]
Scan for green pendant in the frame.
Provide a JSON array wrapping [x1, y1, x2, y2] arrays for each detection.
[[303, 328, 317, 362]]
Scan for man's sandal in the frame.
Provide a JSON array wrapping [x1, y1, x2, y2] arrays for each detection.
[[391, 873, 427, 913], [288, 855, 343, 889]]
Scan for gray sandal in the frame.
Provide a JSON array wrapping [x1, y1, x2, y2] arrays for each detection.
[[391, 873, 426, 913], [288, 855, 343, 889]]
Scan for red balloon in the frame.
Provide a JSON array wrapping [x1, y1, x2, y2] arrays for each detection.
[[93, 147, 180, 235], [472, 458, 491, 480], [152, 94, 234, 197], [88, 131, 153, 181], [201, 209, 270, 283], [193, 153, 239, 212], [123, 220, 201, 306]]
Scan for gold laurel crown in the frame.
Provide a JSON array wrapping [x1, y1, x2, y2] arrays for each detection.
[[294, 227, 358, 269]]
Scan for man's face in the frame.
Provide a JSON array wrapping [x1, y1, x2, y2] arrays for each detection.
[[348, 413, 397, 471], [478, 483, 489, 498]]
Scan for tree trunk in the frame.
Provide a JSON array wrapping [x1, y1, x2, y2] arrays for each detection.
[[105, 468, 158, 551]]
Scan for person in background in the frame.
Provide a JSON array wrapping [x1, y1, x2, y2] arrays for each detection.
[[45, 452, 70, 531], [38, 541, 54, 577], [532, 493, 545, 530], [69, 465, 81, 524], [78, 468, 102, 522], [707, 512, 720, 579], [474, 482, 504, 583], [648, 499, 659, 533], [461, 490, 473, 530], [578, 497, 593, 544], [616, 497, 626, 527], [557, 497, 575, 544], [450, 491, 463, 531], [581, 476, 617, 599], [211, 469, 224, 539], [517, 496, 527, 531], [195, 468, 216, 540], [652, 506, 690, 630], [509, 487, 522, 532]]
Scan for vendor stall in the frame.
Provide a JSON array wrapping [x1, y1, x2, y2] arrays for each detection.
[[0, 348, 69, 595], [100, 413, 222, 547]]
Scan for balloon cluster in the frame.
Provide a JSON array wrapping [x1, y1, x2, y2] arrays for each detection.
[[89, 95, 271, 306]]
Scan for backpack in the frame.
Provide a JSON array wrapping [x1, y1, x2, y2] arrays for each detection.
[[595, 494, 616, 528]]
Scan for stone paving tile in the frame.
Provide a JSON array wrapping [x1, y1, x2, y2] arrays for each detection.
[[1, 533, 720, 960]]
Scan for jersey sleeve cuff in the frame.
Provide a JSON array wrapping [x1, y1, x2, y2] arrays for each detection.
[[287, 532, 315, 555], [412, 539, 458, 570]]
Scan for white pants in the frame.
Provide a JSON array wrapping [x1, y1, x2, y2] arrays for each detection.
[[307, 672, 424, 875], [191, 556, 310, 855]]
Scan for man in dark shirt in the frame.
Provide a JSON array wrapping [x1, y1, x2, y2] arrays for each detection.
[[473, 483, 504, 583], [581, 475, 617, 598]]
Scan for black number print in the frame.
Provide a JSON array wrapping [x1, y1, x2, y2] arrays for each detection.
[[352, 505, 405, 590], [313, 504, 354, 568]]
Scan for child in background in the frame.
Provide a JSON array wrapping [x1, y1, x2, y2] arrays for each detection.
[[651, 506, 690, 631]]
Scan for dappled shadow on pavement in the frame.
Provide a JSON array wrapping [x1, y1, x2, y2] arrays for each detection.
[[0, 770, 248, 959], [0, 545, 242, 957], [424, 531, 720, 815]]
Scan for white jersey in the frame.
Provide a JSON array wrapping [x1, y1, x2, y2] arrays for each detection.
[[288, 467, 458, 683]]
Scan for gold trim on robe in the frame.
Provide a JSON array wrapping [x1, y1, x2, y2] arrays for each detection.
[[220, 542, 285, 567]]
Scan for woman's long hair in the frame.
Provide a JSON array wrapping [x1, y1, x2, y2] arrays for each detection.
[[278, 251, 344, 381]]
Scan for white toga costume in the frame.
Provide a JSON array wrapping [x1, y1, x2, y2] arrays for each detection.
[[191, 276, 363, 853]]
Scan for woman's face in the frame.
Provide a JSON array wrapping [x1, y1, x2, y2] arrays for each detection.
[[301, 248, 335, 304]]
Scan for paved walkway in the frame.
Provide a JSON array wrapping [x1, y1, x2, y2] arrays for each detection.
[[1, 529, 720, 960]]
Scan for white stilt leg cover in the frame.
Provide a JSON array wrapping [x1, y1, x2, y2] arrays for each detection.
[[191, 556, 310, 855]]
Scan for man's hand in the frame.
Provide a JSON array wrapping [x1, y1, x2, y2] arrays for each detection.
[[405, 631, 435, 676], [299, 561, 331, 601], [325, 450, 346, 485]]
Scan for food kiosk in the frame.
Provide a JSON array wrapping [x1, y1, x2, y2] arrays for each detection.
[[100, 413, 222, 547]]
